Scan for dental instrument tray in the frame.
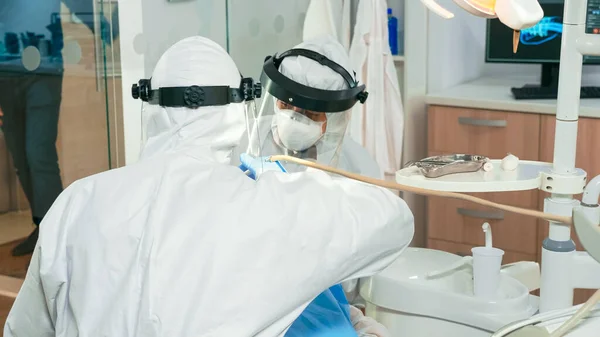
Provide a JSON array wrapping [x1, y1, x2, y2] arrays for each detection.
[[407, 154, 489, 178]]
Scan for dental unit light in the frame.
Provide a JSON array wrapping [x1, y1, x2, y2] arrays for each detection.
[[420, 0, 544, 52]]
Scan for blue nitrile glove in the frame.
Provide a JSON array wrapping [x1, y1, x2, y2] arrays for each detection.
[[286, 284, 357, 337], [239, 153, 286, 180]]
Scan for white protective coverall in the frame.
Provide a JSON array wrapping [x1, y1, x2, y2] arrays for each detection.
[[4, 36, 414, 337], [233, 36, 385, 303]]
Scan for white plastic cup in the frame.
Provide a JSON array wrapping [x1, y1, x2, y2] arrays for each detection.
[[471, 247, 504, 299]]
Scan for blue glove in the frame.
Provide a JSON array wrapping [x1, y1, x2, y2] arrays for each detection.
[[286, 284, 357, 337], [239, 153, 286, 180]]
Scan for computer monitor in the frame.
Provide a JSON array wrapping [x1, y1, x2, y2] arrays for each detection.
[[485, 0, 600, 88]]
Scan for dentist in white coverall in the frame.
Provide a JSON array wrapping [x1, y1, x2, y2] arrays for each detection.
[[4, 36, 414, 337], [234, 36, 387, 308]]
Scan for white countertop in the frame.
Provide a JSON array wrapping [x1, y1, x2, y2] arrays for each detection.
[[426, 76, 600, 118]]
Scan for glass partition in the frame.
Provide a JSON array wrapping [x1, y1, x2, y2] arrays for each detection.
[[226, 0, 310, 79], [0, 0, 121, 277]]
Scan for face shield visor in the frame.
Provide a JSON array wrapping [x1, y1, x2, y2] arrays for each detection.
[[247, 48, 368, 170], [132, 77, 262, 155]]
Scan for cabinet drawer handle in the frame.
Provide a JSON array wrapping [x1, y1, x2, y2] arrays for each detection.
[[457, 208, 505, 220], [458, 117, 507, 127]]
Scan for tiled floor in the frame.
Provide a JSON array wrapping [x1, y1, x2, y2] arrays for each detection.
[[0, 212, 31, 279], [0, 240, 29, 280], [0, 238, 30, 335], [1, 295, 14, 335], [0, 213, 32, 246], [0, 213, 34, 334]]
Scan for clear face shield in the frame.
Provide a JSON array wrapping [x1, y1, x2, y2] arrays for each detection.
[[247, 49, 369, 170], [132, 77, 262, 157]]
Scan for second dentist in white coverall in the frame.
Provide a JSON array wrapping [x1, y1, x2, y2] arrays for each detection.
[[235, 36, 385, 309], [240, 35, 399, 336], [4, 36, 414, 337]]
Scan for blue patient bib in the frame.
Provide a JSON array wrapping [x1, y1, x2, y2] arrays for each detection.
[[285, 284, 358, 337]]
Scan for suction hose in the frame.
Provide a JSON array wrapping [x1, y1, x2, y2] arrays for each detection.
[[269, 155, 572, 225], [549, 289, 600, 336]]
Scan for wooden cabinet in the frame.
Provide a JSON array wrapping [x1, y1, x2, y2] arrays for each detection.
[[427, 106, 541, 258], [428, 105, 541, 159], [427, 105, 598, 305], [428, 192, 538, 255]]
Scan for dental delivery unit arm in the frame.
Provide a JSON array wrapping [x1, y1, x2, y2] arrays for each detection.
[[420, 0, 600, 314], [419, 0, 544, 52]]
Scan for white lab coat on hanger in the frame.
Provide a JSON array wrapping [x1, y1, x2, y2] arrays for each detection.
[[303, 0, 351, 50], [348, 0, 405, 174]]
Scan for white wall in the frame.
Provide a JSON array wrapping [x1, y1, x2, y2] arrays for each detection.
[[426, 1, 488, 93], [119, 0, 227, 164], [403, 0, 429, 247]]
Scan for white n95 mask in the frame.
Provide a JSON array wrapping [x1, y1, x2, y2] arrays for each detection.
[[274, 105, 325, 152]]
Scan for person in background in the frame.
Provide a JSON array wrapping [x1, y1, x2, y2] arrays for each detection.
[[0, 0, 118, 256], [4, 36, 414, 337]]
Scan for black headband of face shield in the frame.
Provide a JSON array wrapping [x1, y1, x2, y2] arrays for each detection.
[[260, 48, 369, 113], [131, 77, 262, 109]]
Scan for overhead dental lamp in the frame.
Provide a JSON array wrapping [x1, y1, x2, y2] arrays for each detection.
[[419, 0, 544, 52]]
